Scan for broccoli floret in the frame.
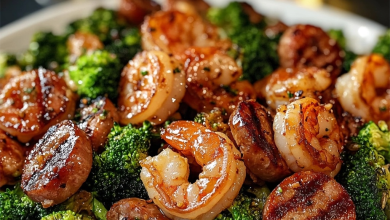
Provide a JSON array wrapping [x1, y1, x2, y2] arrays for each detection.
[[105, 27, 142, 65], [373, 30, 390, 61], [55, 191, 107, 220], [328, 29, 346, 49], [0, 185, 107, 220], [0, 53, 18, 76], [67, 8, 127, 45], [216, 185, 270, 220], [68, 50, 122, 100], [194, 109, 229, 133], [41, 210, 92, 220], [85, 122, 152, 207], [207, 2, 279, 82], [0, 184, 50, 220], [18, 31, 68, 71], [336, 121, 390, 219], [357, 121, 390, 162], [207, 2, 254, 35], [327, 29, 358, 73]]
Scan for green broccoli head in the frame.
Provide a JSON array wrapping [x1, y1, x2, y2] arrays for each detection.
[[336, 121, 390, 220], [0, 53, 18, 75], [207, 2, 279, 82], [0, 184, 50, 220], [105, 27, 142, 65], [328, 29, 346, 49], [0, 184, 106, 220], [373, 30, 390, 61], [68, 50, 122, 100], [85, 122, 152, 207], [207, 2, 253, 35], [18, 31, 68, 72], [216, 185, 270, 220], [67, 8, 127, 45], [40, 210, 92, 220], [54, 191, 107, 220], [357, 121, 390, 162]]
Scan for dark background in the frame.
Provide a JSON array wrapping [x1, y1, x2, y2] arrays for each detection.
[[0, 0, 389, 28]]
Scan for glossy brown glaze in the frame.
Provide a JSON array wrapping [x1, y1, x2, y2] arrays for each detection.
[[21, 120, 92, 208], [0, 68, 76, 143], [78, 97, 119, 152], [278, 24, 343, 78], [263, 171, 356, 220], [254, 67, 332, 110], [164, 0, 210, 18], [320, 86, 364, 143], [119, 0, 161, 25], [181, 47, 255, 115], [141, 10, 220, 59], [107, 198, 169, 220], [0, 130, 27, 187], [229, 100, 291, 182]]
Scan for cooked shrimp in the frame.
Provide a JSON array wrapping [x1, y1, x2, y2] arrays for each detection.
[[0, 68, 76, 143], [119, 0, 161, 25], [67, 32, 103, 63], [0, 130, 27, 187], [21, 120, 92, 208], [278, 24, 343, 78], [118, 51, 186, 125], [182, 47, 255, 114], [263, 171, 356, 220], [254, 67, 332, 110], [335, 54, 390, 123], [78, 97, 119, 152], [163, 0, 210, 17], [273, 97, 343, 177], [141, 10, 220, 58], [140, 121, 246, 220], [107, 198, 169, 220], [229, 100, 291, 183], [320, 88, 365, 143]]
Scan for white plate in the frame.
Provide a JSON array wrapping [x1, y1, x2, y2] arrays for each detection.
[[0, 0, 386, 54]]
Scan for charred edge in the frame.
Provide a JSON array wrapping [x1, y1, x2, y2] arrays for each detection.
[[24, 127, 77, 191], [267, 172, 331, 219], [307, 190, 355, 220], [244, 101, 280, 165]]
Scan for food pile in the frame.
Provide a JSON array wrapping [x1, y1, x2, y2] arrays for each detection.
[[0, 0, 390, 219]]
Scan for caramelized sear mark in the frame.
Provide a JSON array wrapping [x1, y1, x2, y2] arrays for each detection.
[[0, 68, 76, 143], [229, 100, 291, 182], [263, 171, 356, 220], [278, 24, 343, 79], [119, 0, 161, 25], [21, 120, 92, 208], [78, 97, 119, 152]]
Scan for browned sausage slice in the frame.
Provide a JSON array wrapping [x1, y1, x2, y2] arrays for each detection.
[[107, 198, 169, 220], [229, 100, 291, 182], [263, 171, 356, 220], [78, 97, 119, 152], [21, 120, 92, 208]]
